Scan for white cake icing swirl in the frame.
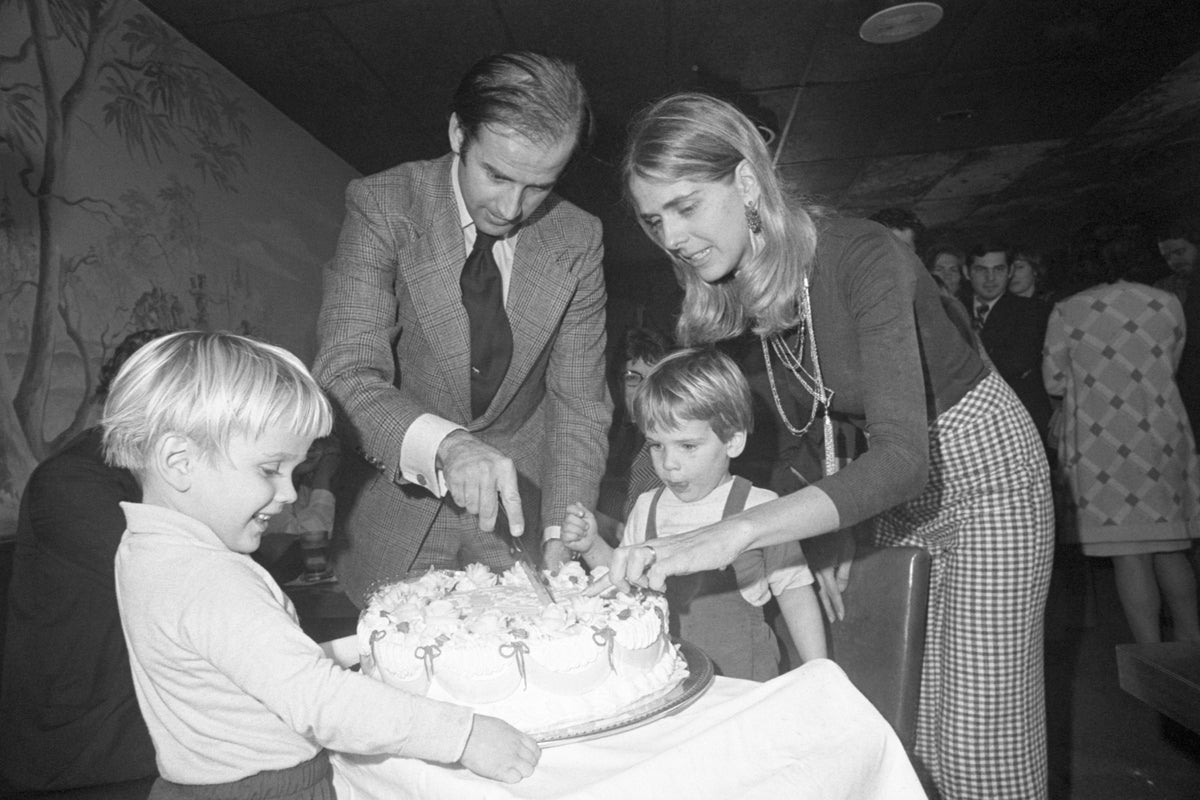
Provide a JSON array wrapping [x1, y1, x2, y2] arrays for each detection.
[[357, 562, 688, 734]]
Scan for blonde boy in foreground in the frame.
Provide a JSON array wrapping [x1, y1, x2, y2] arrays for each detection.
[[562, 347, 826, 679], [103, 331, 538, 799]]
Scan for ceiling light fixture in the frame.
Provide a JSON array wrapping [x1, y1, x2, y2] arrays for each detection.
[[859, 1, 944, 44]]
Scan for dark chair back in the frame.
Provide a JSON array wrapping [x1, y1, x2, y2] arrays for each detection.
[[828, 545, 931, 752], [1, 536, 13, 687]]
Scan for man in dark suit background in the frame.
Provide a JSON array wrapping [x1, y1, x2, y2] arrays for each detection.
[[1154, 219, 1200, 432], [963, 242, 1053, 442], [314, 52, 611, 605]]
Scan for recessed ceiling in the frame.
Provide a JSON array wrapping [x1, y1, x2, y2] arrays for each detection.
[[141, 0, 1200, 291]]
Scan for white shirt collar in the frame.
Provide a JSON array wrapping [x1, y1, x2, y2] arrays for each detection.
[[451, 154, 472, 233]]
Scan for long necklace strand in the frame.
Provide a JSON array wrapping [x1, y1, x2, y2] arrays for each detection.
[[760, 277, 839, 476]]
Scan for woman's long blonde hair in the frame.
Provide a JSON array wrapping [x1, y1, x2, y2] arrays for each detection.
[[621, 92, 819, 344]]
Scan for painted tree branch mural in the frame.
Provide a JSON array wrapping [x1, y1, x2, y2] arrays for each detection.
[[0, 0, 251, 475]]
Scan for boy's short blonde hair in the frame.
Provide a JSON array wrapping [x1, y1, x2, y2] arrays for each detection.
[[101, 331, 333, 471], [631, 347, 753, 443]]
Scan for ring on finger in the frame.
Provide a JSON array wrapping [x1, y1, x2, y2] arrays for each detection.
[[642, 544, 657, 568]]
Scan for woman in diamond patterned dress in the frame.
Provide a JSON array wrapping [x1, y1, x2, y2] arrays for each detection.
[[609, 92, 1054, 800], [1043, 236, 1200, 644]]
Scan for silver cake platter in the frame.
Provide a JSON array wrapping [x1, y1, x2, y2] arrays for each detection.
[[532, 639, 715, 747]]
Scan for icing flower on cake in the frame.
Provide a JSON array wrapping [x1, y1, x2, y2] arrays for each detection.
[[422, 599, 461, 638], [459, 562, 499, 590], [550, 560, 589, 591], [371, 582, 412, 609], [387, 601, 425, 627], [533, 602, 573, 635], [567, 594, 610, 626], [412, 568, 456, 596], [466, 608, 507, 636]]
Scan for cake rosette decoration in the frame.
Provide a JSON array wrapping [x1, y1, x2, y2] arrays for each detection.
[[548, 560, 590, 592], [607, 590, 668, 673], [465, 607, 507, 636], [565, 593, 610, 627], [420, 599, 462, 639], [457, 562, 499, 590], [411, 567, 457, 597]]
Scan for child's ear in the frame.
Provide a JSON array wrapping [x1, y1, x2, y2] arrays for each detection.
[[154, 433, 196, 492], [724, 430, 747, 459]]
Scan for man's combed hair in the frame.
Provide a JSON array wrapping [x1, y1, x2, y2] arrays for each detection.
[[101, 331, 333, 471], [452, 51, 593, 156], [630, 347, 753, 443], [968, 240, 1013, 264]]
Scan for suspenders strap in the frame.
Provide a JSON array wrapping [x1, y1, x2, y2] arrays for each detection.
[[721, 475, 752, 519], [645, 475, 752, 540]]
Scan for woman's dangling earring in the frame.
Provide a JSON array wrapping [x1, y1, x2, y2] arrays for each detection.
[[744, 202, 763, 234]]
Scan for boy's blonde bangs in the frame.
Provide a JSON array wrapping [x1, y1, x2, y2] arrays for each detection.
[[102, 332, 333, 470], [631, 347, 753, 442]]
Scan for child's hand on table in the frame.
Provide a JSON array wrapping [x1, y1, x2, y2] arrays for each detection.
[[460, 714, 541, 783]]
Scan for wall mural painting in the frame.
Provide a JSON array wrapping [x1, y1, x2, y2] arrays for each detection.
[[0, 0, 354, 534]]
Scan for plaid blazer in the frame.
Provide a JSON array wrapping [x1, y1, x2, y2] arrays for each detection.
[[314, 154, 611, 603]]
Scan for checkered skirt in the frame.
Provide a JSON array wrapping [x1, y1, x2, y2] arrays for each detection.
[[875, 371, 1054, 799]]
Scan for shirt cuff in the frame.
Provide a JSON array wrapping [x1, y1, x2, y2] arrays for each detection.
[[543, 525, 563, 541], [402, 696, 475, 763], [400, 414, 465, 496]]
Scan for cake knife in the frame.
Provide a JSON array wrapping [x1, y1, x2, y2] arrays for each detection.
[[497, 506, 555, 605], [510, 536, 556, 606]]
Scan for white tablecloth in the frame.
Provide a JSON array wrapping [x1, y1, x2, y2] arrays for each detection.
[[331, 658, 926, 799]]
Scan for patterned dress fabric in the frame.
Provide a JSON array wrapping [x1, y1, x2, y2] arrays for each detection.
[[791, 218, 1050, 799], [1043, 280, 1200, 555], [874, 372, 1054, 799]]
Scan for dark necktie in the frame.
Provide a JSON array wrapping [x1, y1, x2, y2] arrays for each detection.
[[974, 301, 990, 330], [460, 231, 513, 418]]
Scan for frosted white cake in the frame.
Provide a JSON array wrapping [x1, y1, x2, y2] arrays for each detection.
[[357, 562, 688, 735]]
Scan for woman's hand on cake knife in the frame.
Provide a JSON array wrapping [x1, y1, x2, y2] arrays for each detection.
[[459, 715, 541, 783]]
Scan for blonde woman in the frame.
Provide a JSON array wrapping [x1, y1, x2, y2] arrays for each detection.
[[607, 92, 1054, 800]]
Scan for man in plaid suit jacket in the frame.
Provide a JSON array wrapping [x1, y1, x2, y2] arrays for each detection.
[[314, 53, 611, 605]]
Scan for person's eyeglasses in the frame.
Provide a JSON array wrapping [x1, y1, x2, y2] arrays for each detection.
[[622, 370, 645, 387]]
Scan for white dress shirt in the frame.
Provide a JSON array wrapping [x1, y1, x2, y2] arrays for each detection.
[[398, 156, 517, 493]]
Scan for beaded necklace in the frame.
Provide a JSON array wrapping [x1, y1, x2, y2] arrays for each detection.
[[760, 276, 839, 476]]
